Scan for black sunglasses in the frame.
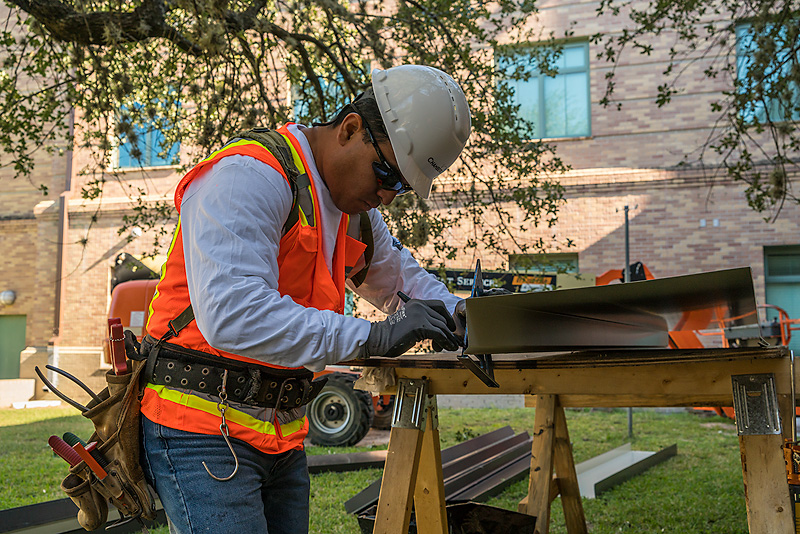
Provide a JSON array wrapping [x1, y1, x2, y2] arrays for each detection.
[[361, 119, 414, 196]]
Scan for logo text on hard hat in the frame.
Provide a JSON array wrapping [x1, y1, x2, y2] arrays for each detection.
[[427, 157, 443, 173]]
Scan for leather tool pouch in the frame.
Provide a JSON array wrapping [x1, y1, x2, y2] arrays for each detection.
[[61, 347, 157, 530], [62, 473, 108, 531]]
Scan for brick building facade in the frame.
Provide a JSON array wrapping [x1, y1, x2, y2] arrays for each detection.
[[1, 0, 798, 404]]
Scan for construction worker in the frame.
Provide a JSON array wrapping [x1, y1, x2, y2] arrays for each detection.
[[138, 65, 471, 534]]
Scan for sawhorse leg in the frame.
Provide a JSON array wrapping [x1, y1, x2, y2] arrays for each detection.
[[732, 374, 794, 534], [519, 394, 587, 534], [373, 379, 447, 534]]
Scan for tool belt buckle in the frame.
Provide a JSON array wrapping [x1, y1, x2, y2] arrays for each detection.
[[271, 376, 322, 411], [274, 377, 299, 411]]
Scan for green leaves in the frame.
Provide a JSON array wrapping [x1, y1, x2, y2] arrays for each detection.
[[595, 0, 800, 220], [1, 0, 572, 262]]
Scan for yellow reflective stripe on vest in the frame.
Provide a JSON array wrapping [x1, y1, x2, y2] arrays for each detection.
[[298, 208, 309, 227], [278, 132, 315, 226], [282, 134, 305, 172], [145, 384, 306, 436], [146, 218, 183, 333], [202, 139, 267, 164]]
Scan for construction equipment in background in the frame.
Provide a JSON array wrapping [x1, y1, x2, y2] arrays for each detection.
[[594, 261, 800, 350], [594, 262, 800, 419], [109, 254, 800, 434]]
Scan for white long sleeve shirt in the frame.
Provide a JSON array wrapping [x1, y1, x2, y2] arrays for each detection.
[[180, 124, 461, 372]]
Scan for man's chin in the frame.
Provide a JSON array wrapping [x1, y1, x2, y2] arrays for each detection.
[[336, 202, 366, 216]]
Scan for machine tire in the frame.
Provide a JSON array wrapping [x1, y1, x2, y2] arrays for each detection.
[[371, 395, 395, 430], [307, 373, 374, 447]]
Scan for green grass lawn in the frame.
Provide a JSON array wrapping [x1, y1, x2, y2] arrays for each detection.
[[0, 405, 749, 533]]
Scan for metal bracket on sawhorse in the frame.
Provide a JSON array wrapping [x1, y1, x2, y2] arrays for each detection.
[[730, 373, 794, 534], [731, 373, 782, 435], [392, 377, 433, 430], [457, 353, 498, 388]]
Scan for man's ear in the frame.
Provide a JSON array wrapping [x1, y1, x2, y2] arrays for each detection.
[[337, 112, 362, 146]]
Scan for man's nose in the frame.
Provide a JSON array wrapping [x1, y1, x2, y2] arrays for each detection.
[[377, 188, 398, 205]]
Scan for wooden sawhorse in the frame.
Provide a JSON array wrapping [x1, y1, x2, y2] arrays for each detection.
[[362, 347, 796, 534], [371, 378, 448, 534], [370, 381, 586, 534], [517, 394, 586, 534]]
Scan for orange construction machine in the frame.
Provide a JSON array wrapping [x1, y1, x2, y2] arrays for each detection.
[[597, 262, 800, 418]]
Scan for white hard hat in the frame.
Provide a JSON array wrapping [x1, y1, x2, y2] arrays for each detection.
[[371, 65, 471, 199]]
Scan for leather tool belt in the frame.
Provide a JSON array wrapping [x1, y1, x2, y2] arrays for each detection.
[[137, 335, 326, 410]]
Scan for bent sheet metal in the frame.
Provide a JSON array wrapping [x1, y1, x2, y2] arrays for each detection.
[[464, 267, 758, 354]]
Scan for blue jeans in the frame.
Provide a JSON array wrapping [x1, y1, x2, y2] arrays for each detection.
[[141, 415, 310, 534]]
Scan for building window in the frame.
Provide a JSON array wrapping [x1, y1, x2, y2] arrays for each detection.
[[499, 42, 591, 139], [765, 246, 800, 280], [344, 288, 355, 317], [736, 22, 800, 124], [763, 245, 800, 352], [117, 104, 180, 168], [509, 253, 579, 274]]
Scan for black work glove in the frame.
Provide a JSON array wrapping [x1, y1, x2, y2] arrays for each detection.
[[367, 299, 461, 358]]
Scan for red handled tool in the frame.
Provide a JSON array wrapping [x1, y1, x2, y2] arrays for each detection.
[[63, 433, 109, 468], [108, 318, 128, 376], [49, 435, 83, 466], [73, 443, 133, 508]]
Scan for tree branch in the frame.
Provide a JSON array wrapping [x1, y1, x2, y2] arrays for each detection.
[[261, 20, 362, 99], [8, 0, 204, 55]]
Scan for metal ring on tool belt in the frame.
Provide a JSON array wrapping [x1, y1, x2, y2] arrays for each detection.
[[139, 336, 326, 410]]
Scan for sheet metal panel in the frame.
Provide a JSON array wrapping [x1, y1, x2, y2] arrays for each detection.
[[465, 267, 758, 354], [343, 426, 518, 515], [306, 450, 387, 474]]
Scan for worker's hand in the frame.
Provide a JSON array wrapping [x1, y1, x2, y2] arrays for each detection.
[[367, 299, 461, 358], [454, 288, 512, 348], [452, 299, 467, 345]]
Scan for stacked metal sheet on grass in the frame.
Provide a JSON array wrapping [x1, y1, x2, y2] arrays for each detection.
[[345, 426, 532, 515]]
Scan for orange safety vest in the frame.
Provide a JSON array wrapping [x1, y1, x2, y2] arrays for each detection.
[[141, 124, 369, 454]]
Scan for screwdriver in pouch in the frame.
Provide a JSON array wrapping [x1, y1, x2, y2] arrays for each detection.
[[48, 435, 83, 466], [72, 442, 136, 511], [63, 432, 109, 468]]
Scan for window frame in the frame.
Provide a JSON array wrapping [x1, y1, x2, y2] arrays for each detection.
[[735, 21, 800, 125], [115, 102, 181, 170], [764, 245, 800, 284], [499, 41, 592, 141]]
